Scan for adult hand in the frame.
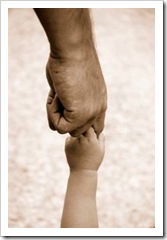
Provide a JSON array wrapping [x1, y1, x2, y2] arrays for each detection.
[[46, 45, 107, 137], [34, 8, 107, 136]]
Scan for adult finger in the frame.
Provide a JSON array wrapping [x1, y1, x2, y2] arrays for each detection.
[[47, 113, 56, 130], [48, 95, 80, 134], [46, 89, 56, 130], [93, 112, 106, 136], [48, 95, 65, 132], [98, 132, 105, 144], [98, 132, 105, 152]]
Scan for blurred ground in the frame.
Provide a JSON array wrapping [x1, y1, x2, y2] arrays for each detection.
[[8, 8, 155, 228]]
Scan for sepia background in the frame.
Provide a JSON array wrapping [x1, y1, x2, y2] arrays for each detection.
[[8, 8, 155, 228]]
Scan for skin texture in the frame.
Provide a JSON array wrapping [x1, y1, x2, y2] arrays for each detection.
[[65, 127, 105, 171], [61, 127, 105, 228], [34, 9, 107, 136]]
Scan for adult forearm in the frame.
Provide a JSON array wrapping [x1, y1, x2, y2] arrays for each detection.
[[61, 170, 99, 228], [34, 8, 94, 59]]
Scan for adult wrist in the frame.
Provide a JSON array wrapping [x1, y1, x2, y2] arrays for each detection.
[[50, 38, 94, 61]]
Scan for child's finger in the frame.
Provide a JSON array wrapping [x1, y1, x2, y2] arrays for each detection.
[[70, 118, 95, 137], [65, 136, 71, 144], [83, 127, 96, 139], [65, 134, 77, 145]]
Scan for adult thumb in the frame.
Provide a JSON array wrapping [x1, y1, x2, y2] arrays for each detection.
[[93, 112, 106, 136], [49, 95, 78, 134]]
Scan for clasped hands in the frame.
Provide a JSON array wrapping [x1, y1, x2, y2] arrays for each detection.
[[46, 46, 107, 137]]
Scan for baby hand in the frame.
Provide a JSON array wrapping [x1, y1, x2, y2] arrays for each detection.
[[65, 127, 105, 171]]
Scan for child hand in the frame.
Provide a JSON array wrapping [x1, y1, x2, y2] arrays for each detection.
[[65, 127, 105, 171]]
